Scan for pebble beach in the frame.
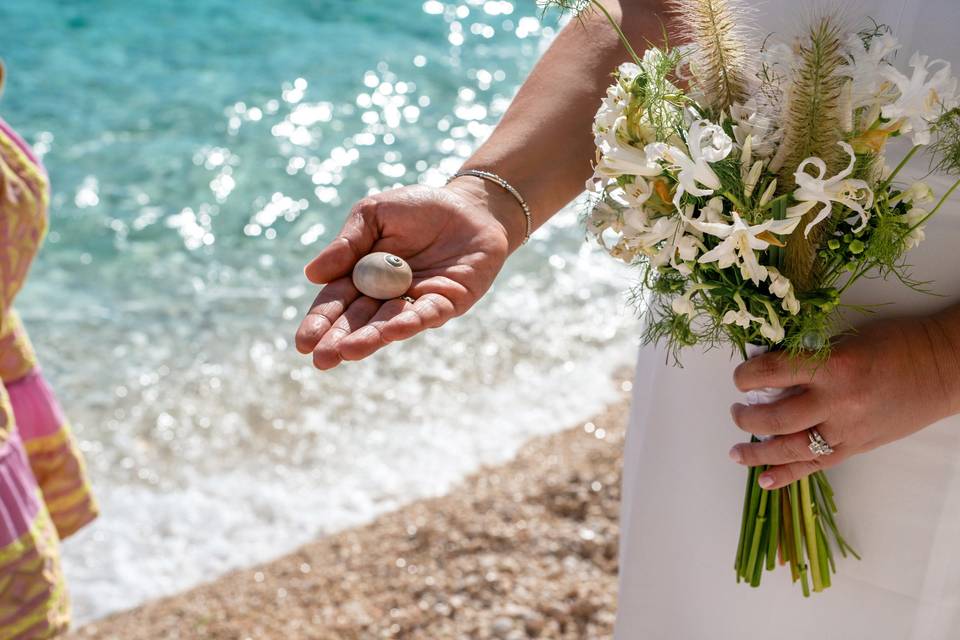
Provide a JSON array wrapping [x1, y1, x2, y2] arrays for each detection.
[[72, 375, 633, 640]]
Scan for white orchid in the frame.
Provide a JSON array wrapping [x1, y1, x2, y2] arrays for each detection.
[[592, 62, 643, 142], [617, 61, 643, 83], [730, 100, 779, 157], [632, 214, 702, 275], [646, 120, 733, 209], [701, 196, 726, 223], [596, 117, 664, 179], [767, 267, 801, 315], [672, 291, 697, 316], [881, 52, 960, 146], [758, 301, 786, 342], [841, 32, 900, 109], [903, 206, 928, 249], [722, 294, 763, 327], [619, 178, 655, 209], [900, 181, 936, 205], [688, 211, 800, 285], [593, 85, 628, 143], [787, 142, 874, 236], [586, 200, 622, 239], [721, 295, 785, 343]]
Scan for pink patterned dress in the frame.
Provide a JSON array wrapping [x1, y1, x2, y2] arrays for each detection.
[[0, 101, 98, 636]]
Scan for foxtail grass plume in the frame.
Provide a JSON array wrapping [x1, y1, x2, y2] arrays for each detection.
[[669, 0, 755, 115], [771, 15, 849, 290]]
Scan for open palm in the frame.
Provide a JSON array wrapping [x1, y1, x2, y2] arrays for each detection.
[[295, 183, 512, 369]]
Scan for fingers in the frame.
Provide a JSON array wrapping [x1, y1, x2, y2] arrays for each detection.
[[338, 293, 457, 361], [295, 278, 361, 354], [754, 456, 842, 491], [336, 298, 409, 362], [311, 296, 382, 370], [733, 351, 816, 392], [730, 390, 827, 437], [729, 430, 819, 467], [304, 199, 379, 284]]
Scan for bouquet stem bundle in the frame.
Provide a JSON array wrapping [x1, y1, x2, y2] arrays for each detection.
[[733, 450, 859, 593]]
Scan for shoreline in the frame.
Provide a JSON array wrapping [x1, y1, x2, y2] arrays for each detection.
[[73, 373, 633, 640]]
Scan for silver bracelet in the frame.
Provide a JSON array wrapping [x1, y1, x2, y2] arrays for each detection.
[[447, 169, 533, 245]]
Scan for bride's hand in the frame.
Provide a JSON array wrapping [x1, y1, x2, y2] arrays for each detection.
[[295, 177, 524, 369], [727, 314, 960, 489]]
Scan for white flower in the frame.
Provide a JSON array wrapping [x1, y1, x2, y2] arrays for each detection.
[[758, 178, 778, 207], [593, 84, 628, 142], [903, 206, 928, 249], [672, 291, 696, 316], [593, 63, 643, 141], [633, 215, 701, 275], [689, 211, 800, 285], [881, 52, 960, 146], [901, 181, 935, 205], [787, 141, 874, 236], [620, 178, 655, 209], [730, 101, 779, 157], [646, 120, 732, 209], [767, 267, 801, 315], [617, 61, 643, 83], [596, 118, 664, 179], [621, 205, 651, 237], [758, 301, 786, 342], [841, 32, 900, 109], [587, 200, 621, 238], [721, 296, 785, 343], [701, 196, 726, 223], [722, 294, 763, 327]]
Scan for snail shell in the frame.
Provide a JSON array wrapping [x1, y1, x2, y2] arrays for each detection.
[[352, 252, 413, 299]]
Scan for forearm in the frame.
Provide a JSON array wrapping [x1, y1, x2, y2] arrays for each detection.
[[451, 0, 670, 250], [925, 303, 960, 417]]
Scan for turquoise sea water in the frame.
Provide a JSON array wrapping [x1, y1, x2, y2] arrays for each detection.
[[1, 0, 639, 621]]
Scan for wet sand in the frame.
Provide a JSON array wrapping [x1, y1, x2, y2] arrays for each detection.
[[73, 376, 633, 640]]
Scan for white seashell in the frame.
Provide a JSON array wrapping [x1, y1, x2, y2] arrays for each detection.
[[352, 252, 413, 299]]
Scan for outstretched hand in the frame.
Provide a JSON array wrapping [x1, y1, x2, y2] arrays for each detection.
[[295, 180, 518, 369]]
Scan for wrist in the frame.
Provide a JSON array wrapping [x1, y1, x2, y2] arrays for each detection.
[[919, 311, 960, 419], [444, 174, 529, 254]]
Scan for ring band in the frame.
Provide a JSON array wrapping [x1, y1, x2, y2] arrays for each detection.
[[808, 428, 834, 456], [400, 295, 416, 304]]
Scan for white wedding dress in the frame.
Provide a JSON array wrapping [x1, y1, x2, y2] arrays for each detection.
[[614, 1, 960, 638]]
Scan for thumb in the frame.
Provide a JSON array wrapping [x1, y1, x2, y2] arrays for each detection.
[[304, 198, 379, 284]]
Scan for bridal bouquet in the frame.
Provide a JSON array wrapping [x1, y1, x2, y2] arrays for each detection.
[[549, 0, 960, 595]]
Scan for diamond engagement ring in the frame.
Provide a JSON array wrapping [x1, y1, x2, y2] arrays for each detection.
[[808, 428, 834, 456]]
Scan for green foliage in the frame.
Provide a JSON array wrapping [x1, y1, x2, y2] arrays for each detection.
[[928, 108, 960, 176]]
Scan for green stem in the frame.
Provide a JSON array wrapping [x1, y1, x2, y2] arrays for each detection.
[[745, 487, 769, 580], [740, 463, 764, 579], [815, 513, 831, 589], [766, 488, 781, 571], [751, 524, 768, 587], [781, 489, 798, 582], [800, 477, 823, 591], [735, 466, 756, 576], [790, 481, 810, 597], [879, 145, 920, 191], [816, 511, 836, 575]]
